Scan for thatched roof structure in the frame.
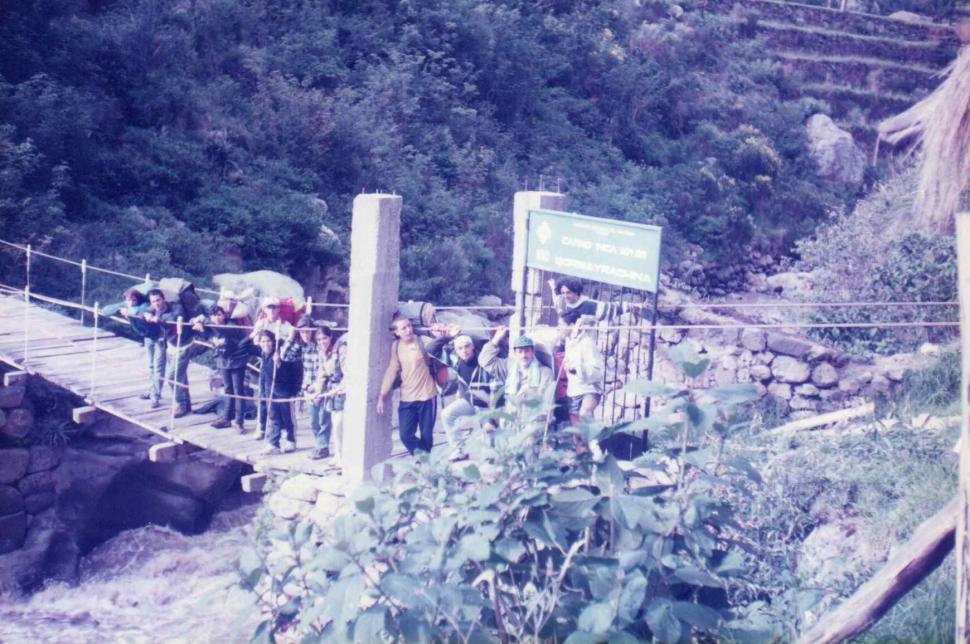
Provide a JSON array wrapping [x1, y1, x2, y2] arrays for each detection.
[[879, 46, 970, 233]]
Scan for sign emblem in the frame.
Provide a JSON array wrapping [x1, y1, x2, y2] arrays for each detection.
[[536, 221, 552, 245]]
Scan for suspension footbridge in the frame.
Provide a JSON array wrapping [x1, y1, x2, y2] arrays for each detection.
[[0, 290, 340, 476]]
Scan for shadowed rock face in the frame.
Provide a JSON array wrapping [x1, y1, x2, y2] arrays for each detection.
[[0, 419, 243, 593]]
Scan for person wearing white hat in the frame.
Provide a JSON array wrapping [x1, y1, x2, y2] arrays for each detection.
[[438, 330, 496, 456]]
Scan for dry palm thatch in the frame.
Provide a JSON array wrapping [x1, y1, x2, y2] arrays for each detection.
[[878, 45, 970, 233]]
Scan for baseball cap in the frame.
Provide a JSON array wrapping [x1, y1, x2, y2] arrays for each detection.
[[512, 335, 535, 349]]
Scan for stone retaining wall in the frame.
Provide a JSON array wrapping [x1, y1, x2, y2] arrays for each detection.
[[0, 384, 57, 555]]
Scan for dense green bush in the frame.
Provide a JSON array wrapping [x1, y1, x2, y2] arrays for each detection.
[[240, 345, 772, 641], [0, 0, 846, 304], [796, 169, 957, 355]]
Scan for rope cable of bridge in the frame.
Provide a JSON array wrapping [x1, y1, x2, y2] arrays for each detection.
[[0, 285, 960, 332], [169, 318, 183, 431], [0, 236, 960, 313], [89, 302, 99, 401]]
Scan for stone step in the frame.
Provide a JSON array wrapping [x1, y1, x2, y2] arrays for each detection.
[[754, 20, 957, 67], [706, 0, 958, 43], [773, 51, 940, 94], [798, 82, 917, 121]]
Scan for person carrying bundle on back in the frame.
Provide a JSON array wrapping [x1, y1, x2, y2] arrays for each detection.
[[376, 316, 450, 455], [104, 287, 162, 408], [193, 304, 251, 432], [478, 326, 555, 413], [249, 330, 301, 455]]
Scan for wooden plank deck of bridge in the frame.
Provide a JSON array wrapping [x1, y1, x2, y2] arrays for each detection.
[[0, 294, 347, 476]]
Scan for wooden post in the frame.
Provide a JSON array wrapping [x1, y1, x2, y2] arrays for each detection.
[[956, 210, 970, 639], [510, 191, 567, 338], [342, 193, 401, 482], [799, 497, 958, 643]]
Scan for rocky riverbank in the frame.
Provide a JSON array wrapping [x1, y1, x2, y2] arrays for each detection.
[[0, 375, 246, 592]]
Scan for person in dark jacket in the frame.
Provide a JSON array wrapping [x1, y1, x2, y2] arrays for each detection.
[[439, 330, 496, 455], [195, 305, 251, 432], [252, 330, 301, 455], [105, 287, 162, 407], [145, 289, 193, 416]]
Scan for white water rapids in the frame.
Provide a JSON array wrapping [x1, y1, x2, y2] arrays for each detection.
[[0, 506, 261, 643]]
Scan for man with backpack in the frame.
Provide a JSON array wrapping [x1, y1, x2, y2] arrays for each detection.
[[145, 284, 208, 418], [478, 326, 555, 410], [438, 331, 496, 456], [376, 316, 449, 455]]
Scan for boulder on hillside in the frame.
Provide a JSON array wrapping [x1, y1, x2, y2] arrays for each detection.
[[805, 114, 866, 187], [765, 271, 814, 296]]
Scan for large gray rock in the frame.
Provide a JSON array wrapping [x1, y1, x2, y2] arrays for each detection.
[[772, 356, 812, 384], [766, 333, 815, 359], [765, 272, 814, 296], [1, 408, 34, 439], [812, 363, 839, 388], [0, 485, 23, 515], [27, 446, 60, 474], [24, 492, 55, 514], [0, 511, 27, 554], [750, 364, 773, 382], [740, 328, 767, 352], [0, 449, 29, 485], [768, 382, 793, 400], [806, 114, 866, 186], [0, 386, 26, 409], [790, 396, 819, 412], [17, 471, 55, 497], [795, 383, 820, 397]]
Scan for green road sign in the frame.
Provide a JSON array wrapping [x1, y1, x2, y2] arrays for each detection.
[[526, 209, 662, 292]]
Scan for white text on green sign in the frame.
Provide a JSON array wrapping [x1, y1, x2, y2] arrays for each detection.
[[527, 209, 662, 292]]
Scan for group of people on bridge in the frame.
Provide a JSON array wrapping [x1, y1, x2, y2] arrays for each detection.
[[105, 277, 610, 464]]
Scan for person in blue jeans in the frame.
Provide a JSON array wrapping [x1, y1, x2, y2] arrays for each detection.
[[195, 305, 251, 432], [306, 326, 336, 460], [251, 330, 301, 455], [105, 287, 163, 408]]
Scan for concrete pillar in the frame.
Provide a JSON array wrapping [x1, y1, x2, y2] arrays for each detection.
[[511, 191, 567, 338], [342, 194, 401, 482]]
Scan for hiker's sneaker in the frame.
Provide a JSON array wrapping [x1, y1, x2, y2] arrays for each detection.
[[281, 440, 296, 454], [255, 430, 265, 441], [235, 424, 246, 434], [173, 406, 191, 419], [150, 398, 161, 409], [310, 448, 330, 460], [139, 392, 152, 400], [260, 445, 280, 456], [210, 419, 231, 429]]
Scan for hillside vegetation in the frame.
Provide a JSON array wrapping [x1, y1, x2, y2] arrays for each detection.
[[0, 0, 849, 303]]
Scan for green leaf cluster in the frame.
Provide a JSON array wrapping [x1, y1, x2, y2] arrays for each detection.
[[242, 347, 772, 642]]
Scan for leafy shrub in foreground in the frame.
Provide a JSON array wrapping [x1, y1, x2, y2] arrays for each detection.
[[240, 345, 770, 642]]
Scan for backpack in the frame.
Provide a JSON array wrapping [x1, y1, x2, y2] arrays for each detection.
[[392, 339, 449, 389], [255, 297, 299, 325], [397, 300, 437, 332], [158, 277, 205, 319]]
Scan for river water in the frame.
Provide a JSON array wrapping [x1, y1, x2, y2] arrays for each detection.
[[0, 505, 261, 643]]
